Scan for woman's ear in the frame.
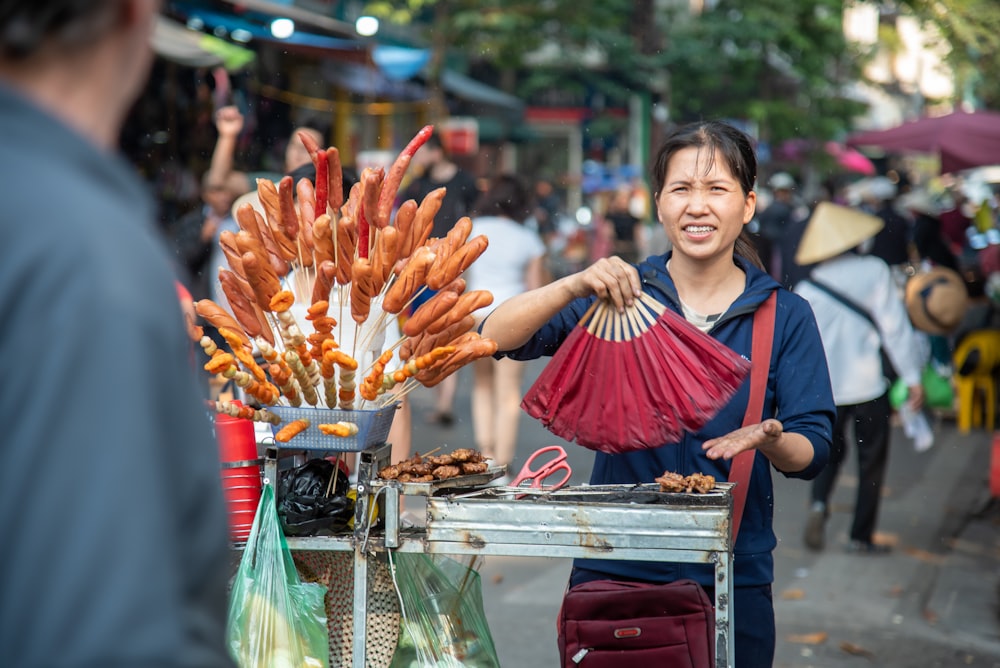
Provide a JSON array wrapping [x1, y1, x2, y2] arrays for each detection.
[[743, 190, 757, 225]]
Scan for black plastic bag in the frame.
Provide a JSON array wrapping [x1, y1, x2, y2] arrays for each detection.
[[277, 458, 354, 536]]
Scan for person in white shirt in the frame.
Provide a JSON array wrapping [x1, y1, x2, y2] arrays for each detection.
[[466, 175, 548, 471], [794, 202, 925, 554]]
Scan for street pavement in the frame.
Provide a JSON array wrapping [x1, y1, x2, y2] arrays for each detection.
[[408, 358, 1000, 667]]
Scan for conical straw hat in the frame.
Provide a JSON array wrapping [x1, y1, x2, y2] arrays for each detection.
[[795, 201, 884, 265]]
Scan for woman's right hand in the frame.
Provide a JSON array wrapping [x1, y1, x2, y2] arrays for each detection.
[[566, 256, 642, 311]]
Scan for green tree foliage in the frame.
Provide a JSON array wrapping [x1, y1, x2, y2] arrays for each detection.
[[364, 0, 999, 140], [364, 0, 644, 105], [366, 0, 635, 69], [659, 0, 867, 144], [896, 0, 1000, 109], [367, 0, 868, 144]]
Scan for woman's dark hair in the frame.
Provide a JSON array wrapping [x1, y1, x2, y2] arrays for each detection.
[[472, 174, 533, 223], [0, 1, 119, 60], [651, 121, 764, 269]]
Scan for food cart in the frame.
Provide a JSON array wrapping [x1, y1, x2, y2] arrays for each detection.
[[262, 439, 737, 668], [203, 126, 738, 667]]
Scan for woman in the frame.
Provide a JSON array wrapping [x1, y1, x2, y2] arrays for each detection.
[[466, 175, 548, 471], [480, 121, 834, 665]]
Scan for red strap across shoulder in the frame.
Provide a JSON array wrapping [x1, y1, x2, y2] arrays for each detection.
[[728, 291, 777, 541]]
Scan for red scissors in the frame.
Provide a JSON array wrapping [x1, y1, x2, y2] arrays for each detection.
[[509, 445, 572, 493]]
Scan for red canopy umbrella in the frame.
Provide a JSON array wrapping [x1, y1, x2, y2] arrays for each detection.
[[825, 142, 876, 175], [846, 109, 1000, 174], [521, 293, 750, 454], [776, 139, 875, 175]]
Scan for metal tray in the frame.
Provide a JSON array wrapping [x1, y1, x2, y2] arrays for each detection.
[[372, 465, 507, 496], [444, 481, 734, 505], [267, 403, 398, 452], [425, 482, 735, 557]]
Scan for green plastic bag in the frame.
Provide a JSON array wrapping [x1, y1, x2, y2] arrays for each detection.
[[227, 485, 329, 668], [389, 553, 500, 668], [922, 364, 955, 409], [890, 365, 954, 410]]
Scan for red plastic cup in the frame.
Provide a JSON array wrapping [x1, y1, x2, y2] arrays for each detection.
[[216, 405, 258, 464], [221, 466, 261, 543], [227, 508, 257, 542], [217, 402, 262, 542]]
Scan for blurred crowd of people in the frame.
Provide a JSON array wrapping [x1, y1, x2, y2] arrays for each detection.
[[153, 91, 1000, 554]]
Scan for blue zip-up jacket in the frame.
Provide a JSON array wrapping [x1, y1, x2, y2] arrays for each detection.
[[500, 253, 835, 588]]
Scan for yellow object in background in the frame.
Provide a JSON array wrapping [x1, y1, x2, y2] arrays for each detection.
[[953, 329, 1000, 433], [346, 488, 377, 529], [974, 201, 995, 233]]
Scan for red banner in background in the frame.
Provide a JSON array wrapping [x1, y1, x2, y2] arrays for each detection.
[[441, 117, 479, 156]]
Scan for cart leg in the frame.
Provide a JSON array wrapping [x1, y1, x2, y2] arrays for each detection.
[[352, 546, 368, 668], [262, 447, 278, 487], [714, 552, 734, 668], [384, 485, 400, 548]]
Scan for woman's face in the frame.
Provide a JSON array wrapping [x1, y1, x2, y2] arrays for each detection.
[[656, 146, 756, 263]]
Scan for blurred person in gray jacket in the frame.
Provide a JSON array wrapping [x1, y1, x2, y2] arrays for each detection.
[[0, 2, 234, 666]]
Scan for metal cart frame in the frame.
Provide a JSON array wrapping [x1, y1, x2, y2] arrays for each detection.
[[264, 442, 736, 668]]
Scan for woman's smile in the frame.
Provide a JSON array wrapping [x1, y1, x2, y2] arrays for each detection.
[[682, 224, 717, 237]]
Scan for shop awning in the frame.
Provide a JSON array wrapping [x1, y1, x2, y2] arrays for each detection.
[[152, 15, 255, 71], [216, 0, 357, 38], [320, 59, 525, 112], [439, 70, 524, 117], [367, 44, 523, 116], [170, 3, 366, 52], [321, 61, 427, 101]]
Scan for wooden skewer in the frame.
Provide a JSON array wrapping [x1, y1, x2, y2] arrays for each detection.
[[351, 320, 360, 364], [325, 453, 343, 497], [355, 271, 396, 356], [382, 377, 421, 405], [357, 308, 390, 358], [448, 554, 482, 620], [400, 285, 428, 318], [337, 284, 347, 342]]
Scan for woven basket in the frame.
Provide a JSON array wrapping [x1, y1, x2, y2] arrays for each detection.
[[293, 551, 401, 666]]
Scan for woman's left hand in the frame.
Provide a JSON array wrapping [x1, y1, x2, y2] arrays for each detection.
[[702, 419, 784, 461]]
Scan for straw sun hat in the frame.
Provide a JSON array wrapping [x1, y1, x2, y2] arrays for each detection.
[[794, 201, 884, 265], [904, 266, 969, 335]]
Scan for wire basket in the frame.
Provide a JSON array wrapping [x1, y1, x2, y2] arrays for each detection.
[[267, 403, 399, 452]]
